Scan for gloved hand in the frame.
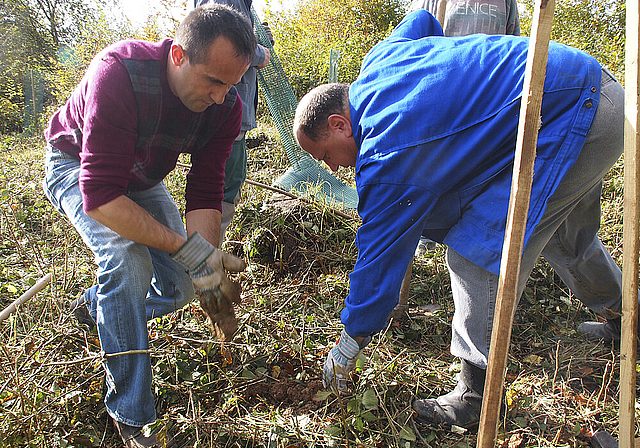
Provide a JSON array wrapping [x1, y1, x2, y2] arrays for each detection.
[[172, 232, 246, 341], [196, 288, 239, 342], [323, 329, 371, 392], [262, 21, 275, 46]]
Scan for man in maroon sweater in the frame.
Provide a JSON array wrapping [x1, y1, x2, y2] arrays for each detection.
[[43, 4, 253, 446]]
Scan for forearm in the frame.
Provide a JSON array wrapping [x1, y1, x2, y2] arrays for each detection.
[[86, 195, 186, 253], [252, 44, 267, 68], [186, 208, 222, 247]]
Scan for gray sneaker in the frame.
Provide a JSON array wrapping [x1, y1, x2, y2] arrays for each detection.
[[68, 295, 96, 328], [415, 237, 437, 257]]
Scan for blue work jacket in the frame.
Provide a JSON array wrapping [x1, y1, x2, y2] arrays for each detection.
[[344, 10, 602, 337]]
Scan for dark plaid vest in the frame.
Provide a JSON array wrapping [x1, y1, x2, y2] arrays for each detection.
[[122, 57, 237, 190]]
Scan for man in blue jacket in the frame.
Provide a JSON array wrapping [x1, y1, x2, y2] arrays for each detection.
[[293, 10, 626, 429]]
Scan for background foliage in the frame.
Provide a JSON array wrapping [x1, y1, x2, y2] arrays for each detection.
[[0, 0, 629, 135], [0, 0, 184, 135], [519, 0, 625, 79], [265, 0, 407, 98]]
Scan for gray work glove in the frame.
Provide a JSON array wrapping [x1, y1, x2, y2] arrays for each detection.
[[172, 232, 246, 341], [323, 329, 371, 392], [262, 21, 275, 46]]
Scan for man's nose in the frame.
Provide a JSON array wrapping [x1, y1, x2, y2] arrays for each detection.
[[326, 161, 339, 172], [211, 86, 231, 105]]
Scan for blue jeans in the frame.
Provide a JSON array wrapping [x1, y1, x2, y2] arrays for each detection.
[[220, 134, 247, 245], [43, 147, 194, 426], [447, 68, 626, 368]]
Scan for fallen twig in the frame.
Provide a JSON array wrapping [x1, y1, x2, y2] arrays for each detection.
[[0, 273, 52, 325]]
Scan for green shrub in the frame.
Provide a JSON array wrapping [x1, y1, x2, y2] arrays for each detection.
[[265, 0, 408, 98], [520, 0, 625, 80], [0, 97, 22, 134]]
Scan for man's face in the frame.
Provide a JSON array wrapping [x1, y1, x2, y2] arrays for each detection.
[[169, 36, 250, 113], [296, 126, 358, 172]]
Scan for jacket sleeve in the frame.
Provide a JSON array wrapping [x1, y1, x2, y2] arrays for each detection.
[[342, 178, 435, 337], [186, 94, 242, 213]]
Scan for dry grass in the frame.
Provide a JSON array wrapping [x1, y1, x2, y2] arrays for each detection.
[[0, 129, 637, 447]]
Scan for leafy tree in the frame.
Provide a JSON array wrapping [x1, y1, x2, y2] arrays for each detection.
[[48, 0, 187, 109], [48, 14, 131, 110], [265, 0, 408, 98], [1, 0, 103, 133], [23, 0, 110, 47], [0, 0, 55, 132], [519, 0, 625, 80]]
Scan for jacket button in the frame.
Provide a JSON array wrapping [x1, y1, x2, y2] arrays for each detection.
[[591, 86, 596, 92], [585, 100, 593, 108]]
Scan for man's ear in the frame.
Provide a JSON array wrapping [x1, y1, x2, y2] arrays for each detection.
[[327, 114, 353, 137], [170, 44, 187, 67]]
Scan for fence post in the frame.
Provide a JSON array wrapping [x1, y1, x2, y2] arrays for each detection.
[[619, 0, 640, 445], [476, 0, 555, 445]]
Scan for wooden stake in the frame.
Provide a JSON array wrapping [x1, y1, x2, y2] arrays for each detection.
[[0, 273, 52, 324], [476, 0, 555, 446], [436, 0, 447, 28], [391, 261, 412, 321], [620, 0, 640, 444]]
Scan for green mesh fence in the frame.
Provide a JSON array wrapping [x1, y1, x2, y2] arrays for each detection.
[[252, 9, 359, 210], [329, 49, 340, 83], [24, 69, 45, 135]]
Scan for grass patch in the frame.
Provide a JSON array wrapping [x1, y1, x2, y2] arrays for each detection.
[[0, 128, 636, 447]]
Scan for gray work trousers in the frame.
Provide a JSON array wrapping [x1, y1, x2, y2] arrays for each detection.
[[448, 68, 625, 368]]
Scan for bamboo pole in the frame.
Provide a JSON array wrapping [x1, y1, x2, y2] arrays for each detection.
[[476, 0, 555, 446], [619, 0, 640, 444], [0, 273, 52, 324]]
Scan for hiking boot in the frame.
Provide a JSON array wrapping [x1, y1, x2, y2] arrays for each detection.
[[412, 359, 485, 429], [113, 418, 178, 448], [68, 295, 96, 328], [578, 317, 621, 344]]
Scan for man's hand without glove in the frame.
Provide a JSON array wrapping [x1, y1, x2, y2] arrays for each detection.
[[262, 21, 275, 46], [172, 232, 246, 341], [323, 329, 371, 392]]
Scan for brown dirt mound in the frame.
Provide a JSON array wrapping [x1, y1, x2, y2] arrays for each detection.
[[233, 197, 357, 278], [243, 378, 325, 414]]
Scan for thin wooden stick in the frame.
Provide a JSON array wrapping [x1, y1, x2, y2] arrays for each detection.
[[619, 0, 640, 444], [476, 0, 555, 445], [0, 273, 52, 324], [436, 0, 447, 28], [391, 261, 412, 321]]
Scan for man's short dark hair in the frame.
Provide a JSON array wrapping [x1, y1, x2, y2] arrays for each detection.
[[175, 4, 256, 66], [295, 83, 350, 141]]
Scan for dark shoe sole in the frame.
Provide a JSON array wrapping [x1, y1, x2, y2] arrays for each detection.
[[68, 296, 96, 328]]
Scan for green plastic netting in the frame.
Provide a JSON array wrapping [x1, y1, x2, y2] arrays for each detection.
[[329, 49, 340, 83], [252, 9, 359, 210]]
